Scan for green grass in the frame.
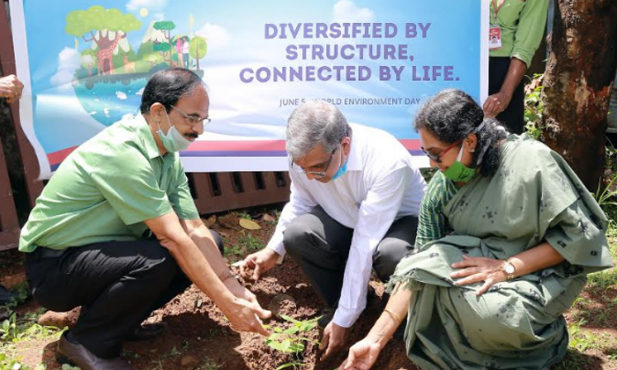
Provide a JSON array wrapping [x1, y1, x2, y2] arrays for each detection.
[[198, 358, 222, 370], [0, 310, 65, 370], [558, 222, 617, 369], [225, 231, 265, 260]]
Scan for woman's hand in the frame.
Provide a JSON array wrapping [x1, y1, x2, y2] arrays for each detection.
[[451, 255, 507, 295], [337, 336, 382, 370]]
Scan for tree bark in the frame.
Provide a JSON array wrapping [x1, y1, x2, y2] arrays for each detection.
[[541, 0, 617, 193]]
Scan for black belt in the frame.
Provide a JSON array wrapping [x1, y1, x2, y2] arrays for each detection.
[[32, 247, 67, 259]]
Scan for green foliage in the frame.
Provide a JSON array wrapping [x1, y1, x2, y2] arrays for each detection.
[[594, 169, 617, 224], [199, 358, 222, 370], [241, 232, 264, 253], [1, 312, 63, 344], [153, 21, 176, 32], [524, 74, 545, 139], [0, 310, 69, 369], [153, 42, 172, 53], [568, 319, 605, 353], [597, 142, 617, 223], [0, 352, 36, 370], [0, 314, 17, 342], [236, 212, 252, 220], [5, 282, 29, 308], [264, 315, 321, 370], [226, 231, 265, 260], [66, 6, 141, 36], [189, 37, 208, 60]]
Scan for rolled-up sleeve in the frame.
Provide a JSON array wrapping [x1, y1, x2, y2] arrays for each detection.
[[168, 161, 199, 221], [545, 197, 613, 275], [511, 0, 549, 67]]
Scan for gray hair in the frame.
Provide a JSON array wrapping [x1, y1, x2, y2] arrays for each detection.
[[286, 101, 352, 159]]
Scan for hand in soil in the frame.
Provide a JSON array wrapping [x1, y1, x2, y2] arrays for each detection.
[[319, 321, 350, 362], [237, 248, 280, 280], [337, 336, 382, 370], [226, 279, 263, 308], [221, 296, 272, 336]]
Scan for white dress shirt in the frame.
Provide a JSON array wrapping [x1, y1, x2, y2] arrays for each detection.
[[266, 124, 426, 327]]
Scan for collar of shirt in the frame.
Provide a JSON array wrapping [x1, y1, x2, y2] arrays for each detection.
[[134, 114, 169, 160], [345, 124, 362, 171]]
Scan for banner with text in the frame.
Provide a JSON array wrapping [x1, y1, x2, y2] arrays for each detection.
[[11, 0, 488, 177]]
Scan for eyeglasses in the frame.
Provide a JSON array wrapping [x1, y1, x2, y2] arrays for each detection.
[[290, 147, 337, 179], [421, 140, 461, 164], [170, 105, 211, 126]]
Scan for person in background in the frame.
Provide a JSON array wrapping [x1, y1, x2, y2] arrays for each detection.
[[0, 73, 25, 306], [484, 0, 549, 134], [175, 37, 185, 68], [0, 74, 24, 104], [182, 37, 191, 68]]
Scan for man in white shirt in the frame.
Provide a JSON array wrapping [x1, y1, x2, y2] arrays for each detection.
[[239, 101, 426, 360]]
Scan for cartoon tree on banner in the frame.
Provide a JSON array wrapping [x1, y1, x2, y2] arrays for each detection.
[[153, 21, 176, 64], [65, 6, 141, 75], [189, 36, 207, 70]]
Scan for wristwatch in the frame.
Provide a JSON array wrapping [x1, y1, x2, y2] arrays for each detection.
[[502, 258, 516, 280]]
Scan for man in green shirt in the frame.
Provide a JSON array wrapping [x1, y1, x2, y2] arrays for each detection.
[[19, 68, 271, 370]]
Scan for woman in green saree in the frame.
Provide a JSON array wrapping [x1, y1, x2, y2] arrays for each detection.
[[338, 89, 613, 370]]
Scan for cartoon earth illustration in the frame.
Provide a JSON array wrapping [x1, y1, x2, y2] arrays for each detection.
[[67, 5, 207, 126]]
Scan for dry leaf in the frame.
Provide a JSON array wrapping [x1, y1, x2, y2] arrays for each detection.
[[239, 218, 261, 230]]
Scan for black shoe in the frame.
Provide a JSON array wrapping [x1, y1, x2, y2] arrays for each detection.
[[0, 285, 14, 305], [56, 332, 135, 370], [125, 322, 167, 342]]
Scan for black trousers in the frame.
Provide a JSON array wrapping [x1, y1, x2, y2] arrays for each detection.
[[284, 206, 418, 308], [25, 232, 224, 359], [489, 56, 525, 135]]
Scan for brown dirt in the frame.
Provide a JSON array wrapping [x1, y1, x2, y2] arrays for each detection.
[[1, 208, 616, 370]]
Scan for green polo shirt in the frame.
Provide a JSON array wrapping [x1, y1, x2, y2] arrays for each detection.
[[19, 114, 199, 253], [489, 0, 549, 67]]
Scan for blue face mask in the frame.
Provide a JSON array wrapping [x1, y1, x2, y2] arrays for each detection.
[[331, 159, 348, 180]]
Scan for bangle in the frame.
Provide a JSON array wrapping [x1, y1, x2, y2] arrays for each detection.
[[384, 308, 402, 324]]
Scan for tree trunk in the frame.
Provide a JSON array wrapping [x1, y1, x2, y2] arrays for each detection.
[[541, 0, 617, 193]]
